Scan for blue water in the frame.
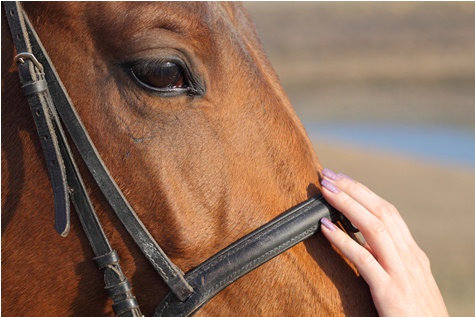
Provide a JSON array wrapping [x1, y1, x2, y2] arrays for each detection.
[[304, 122, 475, 169]]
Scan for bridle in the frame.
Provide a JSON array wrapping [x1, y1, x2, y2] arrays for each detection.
[[4, 2, 358, 316], [5, 3, 359, 315]]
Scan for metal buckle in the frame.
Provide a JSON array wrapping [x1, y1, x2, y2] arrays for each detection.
[[14, 52, 44, 72]]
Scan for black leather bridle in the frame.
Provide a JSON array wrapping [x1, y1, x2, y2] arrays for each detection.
[[4, 2, 357, 316]]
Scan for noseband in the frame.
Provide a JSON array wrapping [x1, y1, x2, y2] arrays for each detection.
[[4, 2, 357, 316]]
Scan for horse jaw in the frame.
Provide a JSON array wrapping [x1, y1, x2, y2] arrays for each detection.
[[2, 2, 376, 316]]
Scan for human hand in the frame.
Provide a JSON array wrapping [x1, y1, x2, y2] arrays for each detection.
[[319, 168, 449, 317]]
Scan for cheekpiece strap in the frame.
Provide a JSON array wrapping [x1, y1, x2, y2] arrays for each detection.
[[4, 1, 70, 236]]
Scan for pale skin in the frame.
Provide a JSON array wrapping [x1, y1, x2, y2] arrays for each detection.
[[320, 168, 449, 317]]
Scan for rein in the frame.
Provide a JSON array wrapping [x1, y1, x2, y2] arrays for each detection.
[[4, 2, 356, 316]]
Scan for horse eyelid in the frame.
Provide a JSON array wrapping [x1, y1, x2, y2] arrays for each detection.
[[124, 59, 204, 97]]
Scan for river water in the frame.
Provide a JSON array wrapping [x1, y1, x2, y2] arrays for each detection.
[[304, 122, 475, 169]]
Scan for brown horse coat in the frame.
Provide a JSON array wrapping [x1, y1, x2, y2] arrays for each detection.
[[2, 2, 376, 316]]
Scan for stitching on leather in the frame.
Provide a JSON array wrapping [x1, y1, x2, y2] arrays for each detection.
[[205, 224, 318, 297], [187, 202, 316, 280], [156, 300, 169, 316], [141, 242, 171, 280], [158, 226, 318, 315], [31, 29, 179, 283], [156, 201, 321, 316]]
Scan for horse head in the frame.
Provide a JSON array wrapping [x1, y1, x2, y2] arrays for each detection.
[[2, 2, 376, 316]]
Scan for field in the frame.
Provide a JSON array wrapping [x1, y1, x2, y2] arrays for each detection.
[[245, 3, 475, 316]]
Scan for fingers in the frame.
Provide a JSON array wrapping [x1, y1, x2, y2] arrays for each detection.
[[323, 169, 413, 246], [321, 174, 404, 273], [334, 175, 417, 251], [320, 168, 427, 275], [319, 168, 427, 277], [320, 217, 389, 287], [320, 169, 450, 317]]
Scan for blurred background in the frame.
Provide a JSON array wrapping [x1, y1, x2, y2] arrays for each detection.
[[245, 3, 475, 317]]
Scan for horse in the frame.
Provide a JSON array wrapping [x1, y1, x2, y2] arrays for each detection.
[[2, 2, 376, 316]]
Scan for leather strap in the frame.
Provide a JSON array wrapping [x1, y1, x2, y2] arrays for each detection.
[[5, 2, 143, 315], [5, 1, 194, 302], [154, 196, 338, 317], [5, 3, 357, 316], [4, 1, 70, 236], [64, 123, 142, 317]]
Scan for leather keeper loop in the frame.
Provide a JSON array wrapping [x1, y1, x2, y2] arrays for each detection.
[[106, 279, 132, 297], [112, 297, 139, 316], [93, 250, 119, 269], [22, 79, 47, 96]]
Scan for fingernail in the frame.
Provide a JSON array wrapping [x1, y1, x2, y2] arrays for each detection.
[[321, 217, 337, 231], [321, 179, 340, 193], [322, 168, 341, 181]]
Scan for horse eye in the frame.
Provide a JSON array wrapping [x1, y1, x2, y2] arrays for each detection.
[[131, 61, 185, 90]]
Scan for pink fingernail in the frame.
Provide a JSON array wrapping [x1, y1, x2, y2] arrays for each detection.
[[322, 168, 341, 181], [321, 217, 337, 231], [321, 179, 340, 194]]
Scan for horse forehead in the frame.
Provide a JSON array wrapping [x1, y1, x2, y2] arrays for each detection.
[[83, 2, 243, 40], [91, 3, 210, 30], [26, 2, 245, 39], [47, 2, 250, 63]]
